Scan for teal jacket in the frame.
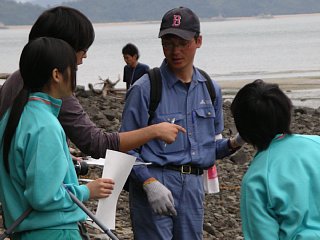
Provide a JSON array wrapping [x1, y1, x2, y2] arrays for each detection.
[[241, 134, 320, 239], [0, 92, 90, 232]]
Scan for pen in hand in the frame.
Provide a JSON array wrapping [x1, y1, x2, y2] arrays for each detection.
[[164, 118, 176, 147], [170, 118, 176, 124]]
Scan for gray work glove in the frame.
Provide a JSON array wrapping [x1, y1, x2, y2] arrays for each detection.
[[229, 132, 245, 149], [230, 133, 248, 165], [143, 179, 177, 216]]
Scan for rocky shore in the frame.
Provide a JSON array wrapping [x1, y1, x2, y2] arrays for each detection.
[[74, 87, 320, 240], [1, 85, 320, 240]]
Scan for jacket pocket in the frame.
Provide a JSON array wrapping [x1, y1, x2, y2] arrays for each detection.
[[193, 107, 216, 147]]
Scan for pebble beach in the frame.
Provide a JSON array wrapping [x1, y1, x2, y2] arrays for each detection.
[[1, 76, 320, 239], [74, 76, 320, 239]]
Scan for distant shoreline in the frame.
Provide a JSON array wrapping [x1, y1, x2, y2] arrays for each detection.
[[5, 12, 320, 29], [1, 73, 319, 109], [2, 73, 320, 91], [94, 12, 320, 27]]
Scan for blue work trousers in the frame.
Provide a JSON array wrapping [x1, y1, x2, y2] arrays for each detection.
[[129, 167, 205, 240]]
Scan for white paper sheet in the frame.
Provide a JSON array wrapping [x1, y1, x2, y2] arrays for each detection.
[[94, 150, 136, 230], [85, 156, 150, 166], [85, 157, 105, 166]]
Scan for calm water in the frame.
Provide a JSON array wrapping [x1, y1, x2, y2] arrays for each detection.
[[0, 14, 320, 89]]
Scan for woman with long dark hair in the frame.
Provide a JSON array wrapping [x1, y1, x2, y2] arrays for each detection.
[[0, 37, 114, 240]]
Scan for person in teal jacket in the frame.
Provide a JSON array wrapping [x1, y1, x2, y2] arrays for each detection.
[[231, 79, 320, 240], [0, 37, 114, 239]]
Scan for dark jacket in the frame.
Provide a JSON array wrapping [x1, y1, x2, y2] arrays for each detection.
[[123, 62, 149, 85]]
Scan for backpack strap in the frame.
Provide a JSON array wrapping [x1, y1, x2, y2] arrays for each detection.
[[147, 67, 216, 125], [147, 67, 162, 125], [197, 68, 216, 105]]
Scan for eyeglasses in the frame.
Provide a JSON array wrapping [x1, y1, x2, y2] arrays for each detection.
[[161, 39, 194, 50]]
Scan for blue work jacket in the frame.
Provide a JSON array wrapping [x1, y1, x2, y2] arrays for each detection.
[[120, 60, 231, 182]]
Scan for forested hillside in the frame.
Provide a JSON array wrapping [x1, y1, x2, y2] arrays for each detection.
[[1, 0, 320, 25]]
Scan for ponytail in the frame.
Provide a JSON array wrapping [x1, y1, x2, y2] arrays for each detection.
[[3, 88, 30, 173]]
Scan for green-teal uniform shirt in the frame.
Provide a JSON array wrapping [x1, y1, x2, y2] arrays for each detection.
[[241, 134, 320, 239], [0, 92, 90, 234]]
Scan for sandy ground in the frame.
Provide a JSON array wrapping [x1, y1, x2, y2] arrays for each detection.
[[216, 76, 320, 91], [216, 76, 320, 109]]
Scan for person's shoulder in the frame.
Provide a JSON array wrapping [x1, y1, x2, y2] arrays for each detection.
[[128, 73, 151, 99], [124, 65, 131, 71], [133, 72, 150, 87], [291, 134, 320, 147], [0, 70, 23, 118], [8, 69, 21, 78], [60, 95, 82, 112], [195, 67, 221, 92], [22, 103, 60, 131], [272, 134, 320, 148], [294, 133, 320, 140], [139, 62, 150, 70], [61, 95, 80, 104], [4, 70, 23, 86]]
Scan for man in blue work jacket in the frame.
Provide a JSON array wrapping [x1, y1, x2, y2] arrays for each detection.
[[120, 6, 243, 240]]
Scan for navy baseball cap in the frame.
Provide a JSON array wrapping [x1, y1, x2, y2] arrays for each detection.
[[159, 7, 200, 40]]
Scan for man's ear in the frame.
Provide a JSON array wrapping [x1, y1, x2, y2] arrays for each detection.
[[196, 35, 202, 48]]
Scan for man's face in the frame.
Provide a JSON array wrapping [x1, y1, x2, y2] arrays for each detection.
[[123, 54, 138, 68], [161, 34, 202, 72], [76, 49, 88, 65]]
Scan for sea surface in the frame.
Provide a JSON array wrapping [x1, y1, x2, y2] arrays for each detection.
[[0, 13, 320, 90]]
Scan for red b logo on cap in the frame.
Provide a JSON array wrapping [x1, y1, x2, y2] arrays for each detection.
[[172, 15, 181, 27]]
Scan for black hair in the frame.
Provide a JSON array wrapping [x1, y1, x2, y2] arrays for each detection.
[[29, 6, 94, 52], [122, 43, 140, 59], [194, 32, 200, 40], [230, 79, 292, 151], [3, 37, 77, 173]]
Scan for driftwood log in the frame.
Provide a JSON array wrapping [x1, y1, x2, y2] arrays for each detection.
[[88, 76, 126, 98]]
